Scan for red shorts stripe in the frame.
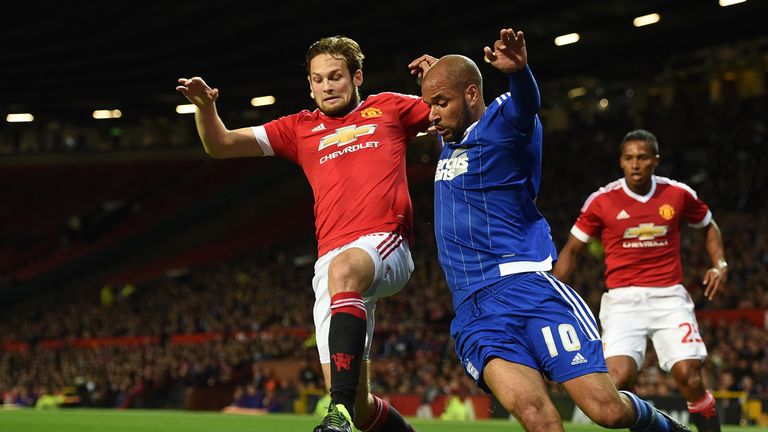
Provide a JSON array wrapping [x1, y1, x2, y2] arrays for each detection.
[[380, 237, 403, 261], [376, 233, 398, 253]]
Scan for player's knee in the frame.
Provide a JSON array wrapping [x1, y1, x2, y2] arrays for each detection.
[[511, 399, 561, 430], [516, 411, 562, 432], [329, 254, 371, 293], [677, 370, 705, 392], [672, 361, 705, 391]]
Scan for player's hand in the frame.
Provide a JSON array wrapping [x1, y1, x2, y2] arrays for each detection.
[[408, 54, 438, 80], [176, 77, 219, 108], [702, 264, 727, 300], [483, 28, 528, 74]]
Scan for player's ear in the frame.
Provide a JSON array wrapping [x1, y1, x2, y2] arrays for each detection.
[[353, 69, 363, 87], [307, 76, 315, 99], [466, 84, 481, 105]]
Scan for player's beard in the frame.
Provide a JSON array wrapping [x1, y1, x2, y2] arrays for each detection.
[[445, 100, 473, 142], [318, 89, 361, 117]]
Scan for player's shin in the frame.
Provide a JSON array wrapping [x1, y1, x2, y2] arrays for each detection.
[[328, 292, 367, 420]]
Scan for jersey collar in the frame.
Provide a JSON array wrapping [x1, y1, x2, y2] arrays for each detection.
[[620, 176, 656, 203], [316, 100, 365, 121], [459, 121, 480, 144]]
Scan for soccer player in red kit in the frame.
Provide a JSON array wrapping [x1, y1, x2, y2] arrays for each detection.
[[553, 129, 727, 432], [177, 36, 430, 432]]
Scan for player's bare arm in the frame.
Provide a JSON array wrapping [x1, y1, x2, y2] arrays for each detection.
[[553, 234, 587, 283], [483, 28, 527, 73], [702, 219, 727, 300], [176, 77, 263, 158]]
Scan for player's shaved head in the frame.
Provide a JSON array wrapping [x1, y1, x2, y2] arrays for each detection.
[[421, 54, 487, 142], [424, 55, 483, 94]]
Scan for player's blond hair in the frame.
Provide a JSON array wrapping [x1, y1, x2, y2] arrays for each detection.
[[305, 36, 365, 77]]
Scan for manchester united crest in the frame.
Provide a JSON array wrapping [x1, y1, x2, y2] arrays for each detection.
[[360, 107, 383, 119], [658, 204, 675, 220]]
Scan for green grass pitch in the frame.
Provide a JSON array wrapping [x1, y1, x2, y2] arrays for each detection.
[[0, 408, 764, 432]]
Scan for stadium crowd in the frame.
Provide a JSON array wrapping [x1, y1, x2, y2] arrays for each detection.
[[1, 72, 766, 418]]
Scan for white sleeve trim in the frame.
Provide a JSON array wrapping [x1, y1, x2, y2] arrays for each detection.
[[250, 126, 275, 157], [570, 225, 591, 243], [689, 209, 712, 229]]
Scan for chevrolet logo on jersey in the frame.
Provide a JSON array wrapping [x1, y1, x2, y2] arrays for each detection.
[[318, 124, 377, 151], [623, 223, 668, 240]]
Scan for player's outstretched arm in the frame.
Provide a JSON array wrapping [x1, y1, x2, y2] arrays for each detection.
[[552, 234, 587, 284], [176, 77, 263, 158]]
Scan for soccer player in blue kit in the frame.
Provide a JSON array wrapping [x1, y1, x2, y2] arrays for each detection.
[[409, 28, 691, 432]]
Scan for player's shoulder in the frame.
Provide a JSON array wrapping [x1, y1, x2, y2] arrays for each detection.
[[490, 92, 513, 108], [297, 108, 320, 119], [270, 109, 317, 123], [366, 92, 421, 103], [654, 176, 700, 198], [580, 179, 623, 211]]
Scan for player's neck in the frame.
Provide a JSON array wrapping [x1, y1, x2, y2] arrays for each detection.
[[626, 179, 652, 195], [471, 104, 487, 123]]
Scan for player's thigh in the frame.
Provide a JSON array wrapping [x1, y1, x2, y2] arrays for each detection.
[[483, 358, 558, 419]]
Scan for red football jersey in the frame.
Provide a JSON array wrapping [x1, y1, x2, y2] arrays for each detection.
[[570, 176, 711, 288], [253, 92, 430, 256]]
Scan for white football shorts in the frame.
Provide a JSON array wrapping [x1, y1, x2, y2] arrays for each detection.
[[599, 284, 708, 372], [312, 232, 414, 364]]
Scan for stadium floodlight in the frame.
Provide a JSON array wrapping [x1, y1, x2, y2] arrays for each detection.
[[92, 109, 122, 119], [6, 113, 34, 123], [719, 0, 746, 6], [568, 87, 587, 99], [176, 104, 197, 114], [633, 13, 661, 27], [554, 33, 580, 46], [251, 95, 276, 107]]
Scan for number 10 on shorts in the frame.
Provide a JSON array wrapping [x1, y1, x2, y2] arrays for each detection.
[[541, 324, 582, 357]]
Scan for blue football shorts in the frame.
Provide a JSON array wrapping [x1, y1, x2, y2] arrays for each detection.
[[450, 271, 608, 392]]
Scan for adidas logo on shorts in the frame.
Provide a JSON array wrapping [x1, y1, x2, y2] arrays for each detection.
[[571, 353, 588, 366]]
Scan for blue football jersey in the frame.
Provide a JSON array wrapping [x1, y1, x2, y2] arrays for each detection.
[[434, 66, 557, 309]]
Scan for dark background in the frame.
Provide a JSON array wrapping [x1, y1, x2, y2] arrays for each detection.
[[4, 1, 767, 119]]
